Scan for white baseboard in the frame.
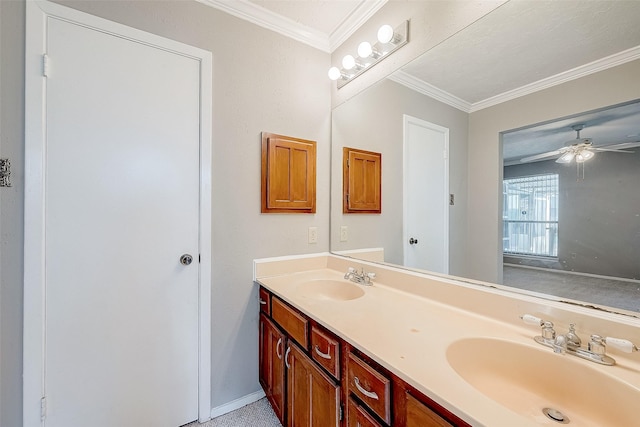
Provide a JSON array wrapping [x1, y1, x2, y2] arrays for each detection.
[[209, 390, 267, 419]]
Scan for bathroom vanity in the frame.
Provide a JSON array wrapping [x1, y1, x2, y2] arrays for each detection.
[[259, 286, 462, 426], [255, 254, 640, 427]]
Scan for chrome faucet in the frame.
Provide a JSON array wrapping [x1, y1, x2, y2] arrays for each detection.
[[553, 323, 582, 354], [521, 314, 639, 366], [344, 267, 375, 286]]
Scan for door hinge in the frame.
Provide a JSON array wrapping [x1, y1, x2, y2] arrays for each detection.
[[198, 254, 201, 263], [345, 194, 349, 205], [443, 149, 448, 159], [43, 54, 50, 77], [0, 158, 11, 187], [346, 159, 349, 167], [339, 403, 344, 421], [40, 396, 47, 420]]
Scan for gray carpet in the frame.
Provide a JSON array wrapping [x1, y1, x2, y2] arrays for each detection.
[[184, 398, 281, 427], [503, 265, 640, 312]]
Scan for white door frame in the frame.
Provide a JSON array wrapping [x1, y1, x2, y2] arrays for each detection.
[[402, 114, 449, 272], [23, 1, 212, 425]]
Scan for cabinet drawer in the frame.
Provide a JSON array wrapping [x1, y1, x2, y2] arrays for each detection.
[[310, 325, 340, 379], [347, 352, 391, 424], [347, 397, 383, 427], [271, 296, 308, 349], [259, 287, 271, 315]]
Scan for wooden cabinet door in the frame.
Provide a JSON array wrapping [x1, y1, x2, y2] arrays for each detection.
[[347, 397, 383, 427], [287, 343, 340, 427], [343, 147, 381, 213], [405, 392, 452, 427], [259, 313, 286, 423], [261, 132, 316, 213]]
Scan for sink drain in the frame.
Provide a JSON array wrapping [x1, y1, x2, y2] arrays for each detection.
[[542, 408, 570, 424]]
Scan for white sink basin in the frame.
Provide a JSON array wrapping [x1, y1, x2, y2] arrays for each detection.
[[446, 337, 639, 426], [296, 279, 365, 301]]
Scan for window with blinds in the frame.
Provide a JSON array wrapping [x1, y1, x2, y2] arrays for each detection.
[[503, 173, 559, 257]]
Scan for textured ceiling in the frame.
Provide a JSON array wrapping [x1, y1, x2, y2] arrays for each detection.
[[401, 1, 640, 104]]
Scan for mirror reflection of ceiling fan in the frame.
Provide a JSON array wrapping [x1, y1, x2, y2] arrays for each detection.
[[520, 124, 640, 164]]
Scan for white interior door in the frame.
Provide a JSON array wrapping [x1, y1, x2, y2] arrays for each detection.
[[403, 115, 449, 273], [24, 3, 211, 426]]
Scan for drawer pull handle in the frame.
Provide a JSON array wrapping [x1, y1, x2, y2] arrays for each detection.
[[259, 299, 267, 305], [314, 345, 332, 360], [354, 376, 379, 400], [285, 346, 292, 369], [276, 338, 283, 359]]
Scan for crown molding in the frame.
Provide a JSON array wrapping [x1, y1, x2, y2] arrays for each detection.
[[388, 70, 473, 113], [197, 0, 330, 52], [470, 45, 640, 112], [390, 45, 640, 113], [198, 0, 388, 53], [329, 0, 388, 53]]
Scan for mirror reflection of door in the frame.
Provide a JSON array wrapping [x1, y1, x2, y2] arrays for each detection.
[[403, 115, 449, 273]]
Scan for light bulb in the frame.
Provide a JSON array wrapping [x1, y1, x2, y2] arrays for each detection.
[[377, 24, 395, 44], [357, 41, 372, 58], [342, 55, 356, 70], [557, 152, 575, 164], [576, 150, 594, 163], [328, 67, 341, 81]]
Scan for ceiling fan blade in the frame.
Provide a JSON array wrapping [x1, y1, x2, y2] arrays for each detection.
[[520, 150, 562, 163], [592, 148, 634, 153], [592, 141, 640, 150]]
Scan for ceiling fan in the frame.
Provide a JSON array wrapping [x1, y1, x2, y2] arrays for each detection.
[[520, 124, 639, 164]]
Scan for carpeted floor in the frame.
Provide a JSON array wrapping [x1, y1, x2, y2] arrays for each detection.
[[503, 264, 640, 312], [184, 398, 281, 427]]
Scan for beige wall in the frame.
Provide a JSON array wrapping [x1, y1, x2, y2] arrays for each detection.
[[331, 79, 469, 275], [467, 59, 640, 284], [0, 1, 331, 425]]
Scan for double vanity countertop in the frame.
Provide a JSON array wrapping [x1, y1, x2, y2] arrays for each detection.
[[255, 255, 640, 427]]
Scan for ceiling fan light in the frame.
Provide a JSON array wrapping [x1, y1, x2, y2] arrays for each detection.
[[576, 150, 595, 163], [556, 152, 575, 164]]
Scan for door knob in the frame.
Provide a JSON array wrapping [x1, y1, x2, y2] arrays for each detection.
[[180, 254, 193, 266], [409, 238, 418, 245]]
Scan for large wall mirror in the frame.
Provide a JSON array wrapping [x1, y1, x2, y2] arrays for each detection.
[[330, 1, 640, 315]]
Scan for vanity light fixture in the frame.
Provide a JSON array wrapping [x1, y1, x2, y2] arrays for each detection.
[[377, 24, 397, 44], [357, 41, 373, 59], [329, 21, 409, 89], [341, 54, 358, 71]]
